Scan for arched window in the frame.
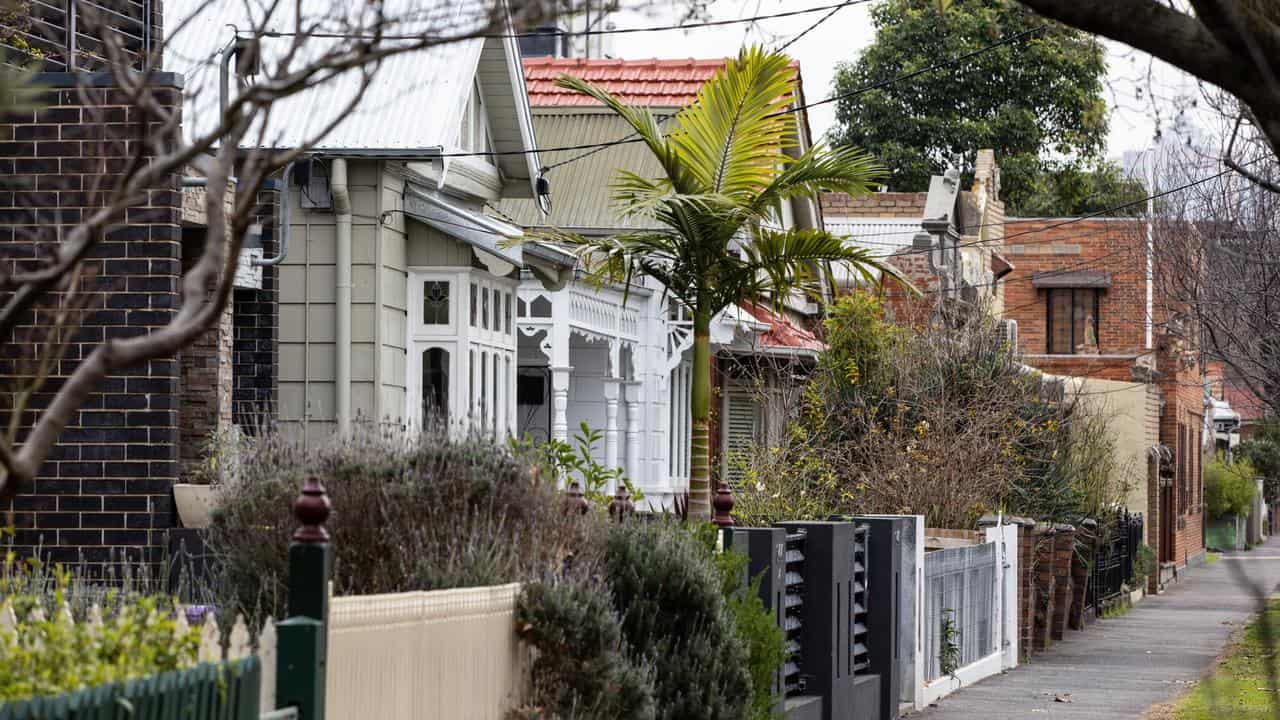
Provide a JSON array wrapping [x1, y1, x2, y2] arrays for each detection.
[[422, 348, 449, 425]]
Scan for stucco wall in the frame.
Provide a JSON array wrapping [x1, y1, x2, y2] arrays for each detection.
[[1071, 378, 1156, 517]]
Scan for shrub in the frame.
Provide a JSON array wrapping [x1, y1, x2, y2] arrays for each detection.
[[602, 521, 752, 720], [514, 578, 656, 720], [207, 427, 597, 618], [1205, 456, 1258, 519], [0, 555, 199, 702], [692, 525, 787, 720]]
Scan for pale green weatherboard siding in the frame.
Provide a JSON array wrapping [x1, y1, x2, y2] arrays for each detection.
[[497, 112, 667, 230]]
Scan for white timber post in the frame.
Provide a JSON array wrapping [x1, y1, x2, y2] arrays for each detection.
[[624, 380, 643, 488], [603, 378, 621, 484]]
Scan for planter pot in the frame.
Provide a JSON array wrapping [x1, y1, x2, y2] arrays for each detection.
[[173, 483, 219, 528]]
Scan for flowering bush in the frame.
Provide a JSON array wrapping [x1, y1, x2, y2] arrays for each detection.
[[0, 555, 200, 702]]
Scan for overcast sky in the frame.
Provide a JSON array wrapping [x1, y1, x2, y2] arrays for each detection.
[[604, 0, 1206, 161]]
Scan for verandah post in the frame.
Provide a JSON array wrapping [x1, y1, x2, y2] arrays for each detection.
[[276, 476, 332, 720]]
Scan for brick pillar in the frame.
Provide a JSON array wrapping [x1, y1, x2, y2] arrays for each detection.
[[1051, 524, 1076, 641], [1032, 524, 1057, 652], [0, 72, 185, 566], [1014, 517, 1037, 661]]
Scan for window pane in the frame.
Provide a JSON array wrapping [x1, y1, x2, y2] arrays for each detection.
[[1072, 289, 1093, 350], [423, 281, 449, 325], [1048, 289, 1072, 353], [470, 284, 478, 327], [504, 292, 512, 334], [482, 287, 490, 330], [422, 348, 449, 424]]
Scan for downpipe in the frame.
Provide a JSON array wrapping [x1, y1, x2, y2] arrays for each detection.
[[331, 159, 352, 432]]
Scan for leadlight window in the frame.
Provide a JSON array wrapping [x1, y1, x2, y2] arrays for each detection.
[[423, 281, 450, 324], [1046, 288, 1102, 354]]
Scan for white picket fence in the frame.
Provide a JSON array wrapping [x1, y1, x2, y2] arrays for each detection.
[[326, 583, 529, 720]]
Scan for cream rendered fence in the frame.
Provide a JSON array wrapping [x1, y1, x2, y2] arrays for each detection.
[[326, 583, 529, 720]]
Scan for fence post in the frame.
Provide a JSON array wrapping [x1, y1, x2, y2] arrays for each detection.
[[276, 477, 332, 720]]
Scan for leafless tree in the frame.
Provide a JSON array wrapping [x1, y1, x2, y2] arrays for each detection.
[[1011, 0, 1280, 194], [1143, 134, 1280, 419], [0, 0, 591, 499]]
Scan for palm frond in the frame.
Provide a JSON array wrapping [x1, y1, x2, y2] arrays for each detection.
[[752, 144, 885, 217], [741, 228, 910, 306], [667, 46, 797, 199]]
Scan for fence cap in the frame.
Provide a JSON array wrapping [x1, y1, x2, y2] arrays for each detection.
[[1053, 522, 1076, 533], [293, 476, 331, 543], [977, 513, 1035, 528]]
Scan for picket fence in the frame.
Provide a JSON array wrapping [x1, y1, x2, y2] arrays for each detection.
[[0, 603, 278, 720]]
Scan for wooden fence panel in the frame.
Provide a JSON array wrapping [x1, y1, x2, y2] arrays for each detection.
[[327, 583, 530, 720]]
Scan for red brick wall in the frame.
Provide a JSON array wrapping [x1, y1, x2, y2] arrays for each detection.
[[1003, 218, 1148, 357], [821, 191, 925, 219], [1158, 340, 1206, 566]]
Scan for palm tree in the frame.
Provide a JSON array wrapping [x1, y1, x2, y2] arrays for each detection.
[[547, 46, 903, 521]]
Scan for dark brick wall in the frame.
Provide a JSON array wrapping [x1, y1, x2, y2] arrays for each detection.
[[0, 72, 182, 565], [233, 188, 278, 431]]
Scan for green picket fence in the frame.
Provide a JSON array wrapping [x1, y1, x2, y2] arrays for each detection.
[[0, 659, 262, 720]]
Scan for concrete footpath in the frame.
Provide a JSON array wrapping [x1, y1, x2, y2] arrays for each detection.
[[912, 537, 1280, 719]]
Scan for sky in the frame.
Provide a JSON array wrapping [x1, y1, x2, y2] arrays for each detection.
[[602, 0, 1207, 161]]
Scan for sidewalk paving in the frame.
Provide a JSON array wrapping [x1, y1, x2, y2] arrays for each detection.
[[912, 536, 1280, 719]]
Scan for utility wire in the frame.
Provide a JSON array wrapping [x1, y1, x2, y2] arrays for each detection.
[[253, 0, 875, 41], [425, 24, 1048, 161], [776, 2, 846, 53]]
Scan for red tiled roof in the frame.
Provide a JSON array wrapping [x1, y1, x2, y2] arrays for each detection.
[[523, 57, 727, 107], [739, 302, 824, 352]]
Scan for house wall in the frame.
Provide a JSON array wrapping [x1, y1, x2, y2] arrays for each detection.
[[1158, 341, 1206, 568], [0, 73, 184, 564], [1071, 378, 1158, 517], [277, 159, 386, 442], [1003, 218, 1147, 357]]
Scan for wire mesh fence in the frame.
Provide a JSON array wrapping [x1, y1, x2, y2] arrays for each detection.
[[922, 542, 998, 681]]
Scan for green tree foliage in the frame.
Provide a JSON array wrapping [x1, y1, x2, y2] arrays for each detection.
[[1237, 418, 1280, 504], [829, 0, 1134, 216], [1205, 456, 1258, 520]]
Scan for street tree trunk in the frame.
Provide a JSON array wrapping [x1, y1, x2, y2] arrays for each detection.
[[688, 310, 713, 522]]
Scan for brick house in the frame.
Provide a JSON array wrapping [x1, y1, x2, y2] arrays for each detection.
[[1001, 216, 1208, 583], [822, 149, 1014, 324], [0, 2, 273, 565]]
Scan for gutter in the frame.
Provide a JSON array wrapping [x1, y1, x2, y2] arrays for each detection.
[[331, 158, 353, 432]]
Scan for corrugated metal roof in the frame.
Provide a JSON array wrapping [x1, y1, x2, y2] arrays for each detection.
[[163, 0, 537, 185], [499, 112, 667, 230], [524, 57, 726, 108], [824, 217, 922, 254]]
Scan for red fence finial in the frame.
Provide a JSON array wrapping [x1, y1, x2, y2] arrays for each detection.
[[293, 476, 331, 543], [712, 480, 734, 528]]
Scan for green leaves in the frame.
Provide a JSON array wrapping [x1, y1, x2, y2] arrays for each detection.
[[829, 0, 1110, 215]]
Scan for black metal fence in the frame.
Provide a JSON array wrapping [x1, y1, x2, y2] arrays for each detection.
[[1086, 511, 1144, 614]]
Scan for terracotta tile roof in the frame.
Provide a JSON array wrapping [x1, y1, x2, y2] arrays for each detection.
[[524, 57, 728, 107], [739, 302, 824, 352]]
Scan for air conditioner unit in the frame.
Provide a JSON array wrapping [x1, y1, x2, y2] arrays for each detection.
[[997, 318, 1019, 350]]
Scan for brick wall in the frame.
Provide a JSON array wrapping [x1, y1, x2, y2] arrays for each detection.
[[0, 72, 184, 565], [821, 191, 925, 218], [177, 228, 232, 476], [1157, 337, 1206, 567], [1003, 218, 1148, 357], [232, 189, 279, 431]]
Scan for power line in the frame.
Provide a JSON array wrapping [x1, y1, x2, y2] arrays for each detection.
[[776, 3, 846, 53], [427, 24, 1048, 161], [252, 0, 876, 42]]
